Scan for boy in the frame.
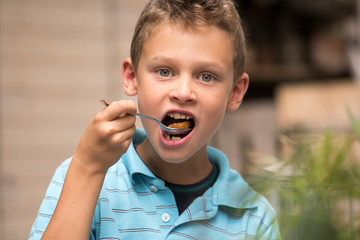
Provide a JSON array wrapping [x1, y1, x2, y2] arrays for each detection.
[[30, 0, 281, 239]]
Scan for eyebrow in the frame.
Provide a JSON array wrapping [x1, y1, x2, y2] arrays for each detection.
[[150, 55, 226, 72], [150, 55, 176, 64]]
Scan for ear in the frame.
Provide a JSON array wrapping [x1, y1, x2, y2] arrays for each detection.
[[226, 73, 249, 111], [122, 57, 138, 96]]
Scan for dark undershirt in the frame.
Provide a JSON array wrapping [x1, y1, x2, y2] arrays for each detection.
[[164, 161, 219, 215], [134, 144, 219, 215]]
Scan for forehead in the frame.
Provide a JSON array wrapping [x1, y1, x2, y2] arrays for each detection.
[[140, 24, 234, 70]]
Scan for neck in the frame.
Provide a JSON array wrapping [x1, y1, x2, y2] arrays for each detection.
[[136, 138, 213, 184]]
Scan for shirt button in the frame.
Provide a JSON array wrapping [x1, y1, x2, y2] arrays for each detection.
[[161, 213, 171, 223], [149, 185, 159, 192]]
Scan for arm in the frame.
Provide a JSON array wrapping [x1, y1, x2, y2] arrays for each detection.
[[40, 100, 137, 240]]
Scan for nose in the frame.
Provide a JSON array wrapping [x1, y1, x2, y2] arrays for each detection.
[[168, 76, 197, 104]]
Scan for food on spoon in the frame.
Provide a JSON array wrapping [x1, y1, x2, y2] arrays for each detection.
[[168, 121, 190, 129]]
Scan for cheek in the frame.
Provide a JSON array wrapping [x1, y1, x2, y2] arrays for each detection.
[[205, 86, 231, 111], [211, 103, 227, 125], [137, 85, 161, 111], [201, 92, 229, 128]]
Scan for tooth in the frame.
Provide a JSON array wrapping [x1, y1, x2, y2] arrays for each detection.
[[169, 112, 192, 120], [171, 136, 181, 141], [173, 113, 181, 119]]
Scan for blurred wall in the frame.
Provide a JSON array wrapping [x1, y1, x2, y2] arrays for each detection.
[[0, 0, 146, 239]]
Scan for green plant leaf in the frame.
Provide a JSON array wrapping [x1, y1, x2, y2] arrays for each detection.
[[347, 107, 360, 140]]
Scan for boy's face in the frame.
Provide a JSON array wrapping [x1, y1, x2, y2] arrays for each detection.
[[123, 24, 248, 164]]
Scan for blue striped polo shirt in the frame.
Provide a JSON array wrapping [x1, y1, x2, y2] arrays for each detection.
[[29, 129, 281, 240]]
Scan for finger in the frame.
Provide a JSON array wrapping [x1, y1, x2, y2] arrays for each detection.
[[117, 123, 137, 142], [110, 114, 137, 132], [101, 100, 137, 121], [109, 124, 137, 149]]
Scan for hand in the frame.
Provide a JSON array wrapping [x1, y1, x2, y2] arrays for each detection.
[[73, 100, 137, 175]]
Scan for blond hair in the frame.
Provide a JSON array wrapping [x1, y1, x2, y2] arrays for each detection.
[[130, 0, 246, 80]]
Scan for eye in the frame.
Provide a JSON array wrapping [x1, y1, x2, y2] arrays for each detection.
[[199, 73, 215, 83], [158, 69, 173, 78]]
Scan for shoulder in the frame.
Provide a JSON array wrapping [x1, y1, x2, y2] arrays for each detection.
[[214, 169, 280, 239], [207, 146, 279, 232], [216, 167, 277, 219]]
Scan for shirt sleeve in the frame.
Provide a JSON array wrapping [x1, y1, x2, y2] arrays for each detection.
[[28, 158, 71, 240]]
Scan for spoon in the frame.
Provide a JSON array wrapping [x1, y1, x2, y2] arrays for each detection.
[[100, 100, 192, 133]]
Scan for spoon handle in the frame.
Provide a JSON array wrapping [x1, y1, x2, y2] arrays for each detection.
[[100, 99, 110, 107]]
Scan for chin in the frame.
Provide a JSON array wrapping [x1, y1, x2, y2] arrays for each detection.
[[155, 150, 194, 164]]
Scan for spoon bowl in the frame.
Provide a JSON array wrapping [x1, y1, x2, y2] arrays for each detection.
[[135, 113, 191, 133]]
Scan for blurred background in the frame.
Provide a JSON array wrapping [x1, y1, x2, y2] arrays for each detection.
[[0, 0, 359, 239]]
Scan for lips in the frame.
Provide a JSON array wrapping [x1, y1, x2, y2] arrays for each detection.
[[161, 111, 195, 141]]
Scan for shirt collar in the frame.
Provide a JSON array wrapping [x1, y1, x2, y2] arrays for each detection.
[[122, 128, 258, 210], [122, 129, 156, 183], [207, 146, 259, 210]]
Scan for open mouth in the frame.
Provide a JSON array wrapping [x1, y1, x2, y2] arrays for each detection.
[[162, 112, 195, 140]]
